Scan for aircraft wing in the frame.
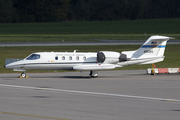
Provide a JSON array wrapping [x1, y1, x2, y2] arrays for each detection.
[[73, 64, 120, 71]]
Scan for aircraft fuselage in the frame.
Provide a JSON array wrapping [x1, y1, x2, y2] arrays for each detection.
[[4, 35, 173, 77], [5, 52, 98, 71]]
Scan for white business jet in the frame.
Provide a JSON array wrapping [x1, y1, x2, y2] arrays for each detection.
[[5, 35, 173, 78]]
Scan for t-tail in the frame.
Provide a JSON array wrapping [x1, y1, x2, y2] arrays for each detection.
[[119, 35, 174, 66]]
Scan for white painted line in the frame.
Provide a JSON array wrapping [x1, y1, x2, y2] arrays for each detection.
[[0, 84, 180, 102]]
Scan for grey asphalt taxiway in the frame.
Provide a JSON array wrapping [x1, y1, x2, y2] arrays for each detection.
[[0, 39, 180, 47], [0, 70, 180, 120]]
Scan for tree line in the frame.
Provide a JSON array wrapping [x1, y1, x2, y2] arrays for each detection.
[[0, 0, 180, 23]]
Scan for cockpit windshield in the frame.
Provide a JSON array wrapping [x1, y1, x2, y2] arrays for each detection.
[[26, 54, 40, 60]]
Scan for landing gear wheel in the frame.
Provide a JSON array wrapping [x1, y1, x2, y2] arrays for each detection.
[[89, 71, 98, 78], [21, 72, 26, 78], [19, 72, 29, 78]]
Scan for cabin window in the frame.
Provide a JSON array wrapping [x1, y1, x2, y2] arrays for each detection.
[[69, 56, 72, 60], [83, 56, 86, 60], [62, 56, 65, 60], [55, 56, 58, 60], [76, 56, 79, 60], [26, 54, 40, 60]]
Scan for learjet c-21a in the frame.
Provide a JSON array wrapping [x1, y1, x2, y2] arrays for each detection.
[[5, 35, 173, 78]]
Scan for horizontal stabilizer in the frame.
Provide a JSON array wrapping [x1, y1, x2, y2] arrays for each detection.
[[150, 37, 175, 41]]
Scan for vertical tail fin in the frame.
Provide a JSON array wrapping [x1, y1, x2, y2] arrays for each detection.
[[120, 35, 174, 65], [132, 35, 173, 58]]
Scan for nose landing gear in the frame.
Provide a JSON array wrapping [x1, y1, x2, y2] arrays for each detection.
[[19, 72, 29, 78]]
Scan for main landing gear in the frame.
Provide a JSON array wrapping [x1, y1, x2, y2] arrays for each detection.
[[18, 71, 97, 78], [89, 70, 98, 78], [19, 72, 29, 78]]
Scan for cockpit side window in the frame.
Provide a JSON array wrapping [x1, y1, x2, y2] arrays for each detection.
[[26, 54, 40, 60]]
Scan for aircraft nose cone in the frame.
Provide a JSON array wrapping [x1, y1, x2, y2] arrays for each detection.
[[4, 64, 10, 69], [4, 63, 13, 69]]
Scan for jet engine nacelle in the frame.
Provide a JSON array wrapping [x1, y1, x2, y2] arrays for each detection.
[[97, 51, 120, 64]]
